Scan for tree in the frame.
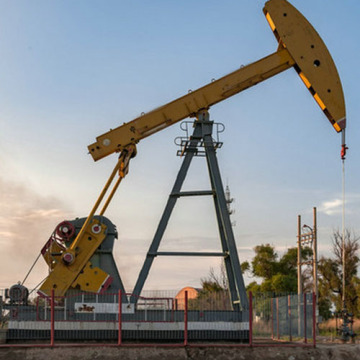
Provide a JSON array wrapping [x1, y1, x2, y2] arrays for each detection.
[[318, 229, 360, 317], [188, 264, 231, 310], [249, 244, 312, 294], [251, 244, 278, 280], [195, 230, 360, 319], [204, 264, 228, 291], [195, 245, 309, 298]]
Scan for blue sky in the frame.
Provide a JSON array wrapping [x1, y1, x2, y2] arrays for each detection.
[[0, 1, 359, 292]]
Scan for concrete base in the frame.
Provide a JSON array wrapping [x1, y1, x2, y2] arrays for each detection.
[[7, 320, 249, 342]]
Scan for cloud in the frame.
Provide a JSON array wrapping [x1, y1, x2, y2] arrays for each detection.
[[318, 193, 360, 217], [0, 177, 73, 289], [318, 198, 343, 215]]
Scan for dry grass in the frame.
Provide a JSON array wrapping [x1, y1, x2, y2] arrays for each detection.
[[319, 317, 360, 335], [252, 319, 272, 336]]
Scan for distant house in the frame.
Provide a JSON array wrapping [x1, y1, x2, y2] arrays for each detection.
[[175, 286, 200, 310]]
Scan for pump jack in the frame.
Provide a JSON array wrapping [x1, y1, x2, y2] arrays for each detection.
[[15, 0, 345, 313]]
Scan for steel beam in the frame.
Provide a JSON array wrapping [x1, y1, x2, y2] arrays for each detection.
[[150, 252, 226, 257], [131, 111, 248, 310]]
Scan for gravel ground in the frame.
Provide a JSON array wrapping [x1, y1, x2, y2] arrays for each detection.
[[1, 344, 360, 360]]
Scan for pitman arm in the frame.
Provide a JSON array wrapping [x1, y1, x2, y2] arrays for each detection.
[[38, 145, 136, 298]]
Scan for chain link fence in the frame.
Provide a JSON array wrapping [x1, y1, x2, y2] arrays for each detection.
[[252, 292, 315, 345]]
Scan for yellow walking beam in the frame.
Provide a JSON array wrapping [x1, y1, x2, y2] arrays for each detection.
[[88, 0, 345, 162]]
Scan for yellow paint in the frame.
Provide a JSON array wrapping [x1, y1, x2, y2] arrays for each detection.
[[265, 12, 276, 31], [314, 93, 326, 110], [264, 0, 345, 129], [39, 219, 109, 298], [72, 262, 110, 293], [299, 72, 311, 89]]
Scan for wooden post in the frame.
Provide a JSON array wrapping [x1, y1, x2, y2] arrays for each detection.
[[297, 215, 302, 294], [297, 216, 303, 339], [313, 207, 318, 325], [312, 292, 316, 348], [304, 293, 307, 343], [271, 298, 274, 340], [276, 298, 280, 340]]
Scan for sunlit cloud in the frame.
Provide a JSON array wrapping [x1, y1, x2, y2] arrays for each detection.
[[319, 198, 343, 215], [0, 177, 73, 288], [318, 193, 360, 216]]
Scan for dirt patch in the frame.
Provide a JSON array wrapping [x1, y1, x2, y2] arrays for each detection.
[[0, 344, 360, 360]]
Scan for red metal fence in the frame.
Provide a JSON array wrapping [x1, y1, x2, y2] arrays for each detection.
[[0, 290, 316, 348]]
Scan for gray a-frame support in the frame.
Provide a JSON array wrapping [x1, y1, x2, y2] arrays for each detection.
[[131, 110, 249, 310]]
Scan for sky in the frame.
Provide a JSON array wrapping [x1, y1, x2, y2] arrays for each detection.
[[0, 0, 359, 294]]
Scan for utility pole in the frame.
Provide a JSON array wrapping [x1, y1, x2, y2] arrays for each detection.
[[313, 207, 318, 307], [297, 215, 302, 295], [297, 207, 318, 327]]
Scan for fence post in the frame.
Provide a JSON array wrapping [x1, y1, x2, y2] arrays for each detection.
[[304, 293, 307, 343], [312, 292, 316, 348], [118, 290, 122, 346], [249, 291, 253, 347], [50, 289, 55, 347], [297, 294, 301, 339], [271, 297, 274, 340], [288, 295, 292, 342], [276, 298, 279, 340], [184, 290, 188, 346]]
